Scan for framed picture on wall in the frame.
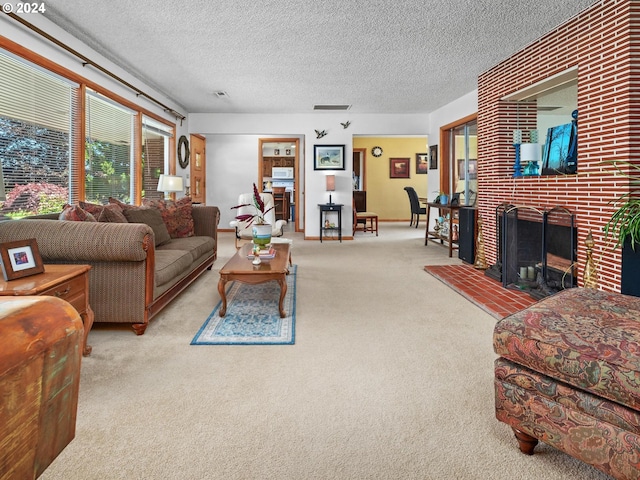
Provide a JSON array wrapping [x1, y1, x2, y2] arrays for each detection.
[[314, 145, 345, 170], [429, 145, 438, 169], [416, 153, 429, 174], [390, 158, 410, 178]]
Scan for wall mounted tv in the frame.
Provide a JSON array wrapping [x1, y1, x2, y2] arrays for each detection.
[[541, 113, 577, 175]]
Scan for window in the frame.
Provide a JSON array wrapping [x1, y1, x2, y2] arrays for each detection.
[[142, 116, 173, 200], [85, 90, 136, 204], [0, 50, 79, 216], [444, 118, 477, 206], [0, 47, 177, 216]]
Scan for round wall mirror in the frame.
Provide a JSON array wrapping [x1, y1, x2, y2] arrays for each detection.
[[178, 135, 190, 169]]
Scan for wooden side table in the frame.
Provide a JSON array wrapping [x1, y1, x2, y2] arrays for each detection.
[[0, 264, 94, 356]]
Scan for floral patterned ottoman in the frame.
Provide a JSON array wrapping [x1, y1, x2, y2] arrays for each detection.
[[493, 288, 640, 479]]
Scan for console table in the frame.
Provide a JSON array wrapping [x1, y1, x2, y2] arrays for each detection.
[[422, 200, 461, 257], [318, 203, 343, 242], [0, 264, 94, 356]]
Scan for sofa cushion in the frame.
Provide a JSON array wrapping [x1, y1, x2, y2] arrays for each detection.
[[156, 236, 215, 263], [494, 288, 640, 411], [79, 201, 128, 223], [142, 197, 194, 238], [123, 208, 171, 247], [154, 249, 193, 287], [59, 205, 97, 222]]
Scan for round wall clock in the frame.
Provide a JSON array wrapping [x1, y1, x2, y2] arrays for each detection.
[[178, 135, 190, 169], [372, 146, 383, 157]]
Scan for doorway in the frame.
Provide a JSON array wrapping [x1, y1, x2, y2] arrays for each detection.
[[258, 138, 301, 232], [440, 114, 478, 207], [353, 148, 366, 211]]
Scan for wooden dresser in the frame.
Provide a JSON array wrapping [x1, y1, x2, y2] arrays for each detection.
[[0, 264, 94, 356]]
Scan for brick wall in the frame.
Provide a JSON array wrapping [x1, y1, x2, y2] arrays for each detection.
[[477, 0, 639, 292]]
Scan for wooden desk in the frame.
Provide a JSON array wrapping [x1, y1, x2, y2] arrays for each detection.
[[420, 199, 461, 258], [0, 264, 94, 356]]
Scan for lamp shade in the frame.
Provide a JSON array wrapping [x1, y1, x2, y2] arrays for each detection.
[[326, 174, 335, 192], [520, 143, 541, 162], [157, 174, 184, 193]]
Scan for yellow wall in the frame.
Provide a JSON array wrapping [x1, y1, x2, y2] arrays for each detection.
[[353, 137, 428, 221]]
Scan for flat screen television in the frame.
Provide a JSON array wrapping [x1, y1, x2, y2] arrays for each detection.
[[541, 119, 577, 175]]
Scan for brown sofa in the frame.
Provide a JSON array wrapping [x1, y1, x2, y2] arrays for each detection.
[[0, 204, 219, 335]]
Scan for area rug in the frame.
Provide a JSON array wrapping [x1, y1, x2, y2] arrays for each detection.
[[191, 265, 296, 345]]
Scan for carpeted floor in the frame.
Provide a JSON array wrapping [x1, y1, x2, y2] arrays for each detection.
[[38, 223, 610, 480]]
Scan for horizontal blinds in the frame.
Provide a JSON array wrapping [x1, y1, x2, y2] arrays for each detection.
[[0, 49, 78, 215], [85, 90, 136, 204]]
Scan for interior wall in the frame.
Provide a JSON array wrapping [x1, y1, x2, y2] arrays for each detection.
[[190, 113, 430, 238], [478, 0, 637, 292], [352, 137, 428, 220]]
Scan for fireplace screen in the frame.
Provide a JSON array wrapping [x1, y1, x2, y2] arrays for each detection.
[[498, 205, 576, 299]]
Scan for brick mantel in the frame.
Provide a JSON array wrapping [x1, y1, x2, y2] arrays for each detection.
[[477, 0, 639, 292]]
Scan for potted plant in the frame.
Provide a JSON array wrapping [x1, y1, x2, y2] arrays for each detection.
[[603, 161, 640, 296], [604, 161, 640, 248], [231, 183, 274, 248]]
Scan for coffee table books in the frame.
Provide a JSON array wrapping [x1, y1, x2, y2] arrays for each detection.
[[246, 247, 276, 259]]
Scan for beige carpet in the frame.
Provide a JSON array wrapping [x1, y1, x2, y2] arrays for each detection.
[[40, 223, 610, 480]]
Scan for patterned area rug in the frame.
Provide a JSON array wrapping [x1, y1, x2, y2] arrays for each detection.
[[191, 265, 296, 345]]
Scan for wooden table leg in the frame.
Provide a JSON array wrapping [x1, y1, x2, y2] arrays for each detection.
[[81, 306, 94, 356], [277, 276, 287, 318], [218, 277, 228, 317]]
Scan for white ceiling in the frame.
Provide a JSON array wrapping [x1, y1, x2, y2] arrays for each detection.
[[40, 0, 597, 115]]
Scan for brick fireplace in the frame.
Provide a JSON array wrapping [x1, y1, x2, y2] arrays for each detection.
[[477, 0, 639, 293]]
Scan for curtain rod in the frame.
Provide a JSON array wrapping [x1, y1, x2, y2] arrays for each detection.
[[7, 12, 186, 123]]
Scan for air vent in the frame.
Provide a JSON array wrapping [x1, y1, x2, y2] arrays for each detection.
[[213, 91, 229, 98], [313, 104, 351, 111], [537, 105, 562, 111]]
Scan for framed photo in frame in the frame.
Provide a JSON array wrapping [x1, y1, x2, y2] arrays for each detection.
[[314, 145, 345, 170], [390, 158, 410, 178], [0, 238, 44, 281], [416, 153, 429, 174], [429, 145, 438, 170]]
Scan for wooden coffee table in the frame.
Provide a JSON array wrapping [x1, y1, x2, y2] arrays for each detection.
[[218, 242, 291, 318]]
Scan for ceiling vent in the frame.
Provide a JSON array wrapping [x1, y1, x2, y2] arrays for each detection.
[[213, 91, 229, 98], [313, 104, 351, 111], [537, 105, 562, 111]]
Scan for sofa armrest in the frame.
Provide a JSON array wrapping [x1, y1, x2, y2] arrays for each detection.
[[192, 205, 220, 239], [0, 220, 152, 262]]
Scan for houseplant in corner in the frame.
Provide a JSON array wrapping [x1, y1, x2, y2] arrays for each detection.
[[231, 183, 274, 248], [603, 160, 640, 296]]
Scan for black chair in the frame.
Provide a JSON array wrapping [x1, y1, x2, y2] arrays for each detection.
[[404, 186, 426, 228]]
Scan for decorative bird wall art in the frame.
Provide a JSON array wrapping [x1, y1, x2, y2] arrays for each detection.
[[315, 129, 328, 139], [340, 121, 351, 129]]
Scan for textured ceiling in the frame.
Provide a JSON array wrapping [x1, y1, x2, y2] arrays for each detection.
[[40, 0, 597, 115]]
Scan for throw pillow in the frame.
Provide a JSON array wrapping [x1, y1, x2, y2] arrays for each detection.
[[142, 197, 194, 238], [79, 201, 128, 223], [108, 197, 139, 210], [59, 204, 97, 222], [123, 207, 172, 247]]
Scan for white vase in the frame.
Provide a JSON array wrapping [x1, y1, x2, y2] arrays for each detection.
[[252, 223, 272, 248]]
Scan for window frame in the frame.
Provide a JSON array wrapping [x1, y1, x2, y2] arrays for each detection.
[[0, 35, 177, 208]]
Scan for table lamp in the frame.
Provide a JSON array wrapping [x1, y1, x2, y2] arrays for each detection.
[[326, 174, 335, 204], [157, 174, 184, 199]]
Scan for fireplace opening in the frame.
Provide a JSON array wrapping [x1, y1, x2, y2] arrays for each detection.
[[486, 205, 577, 299]]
